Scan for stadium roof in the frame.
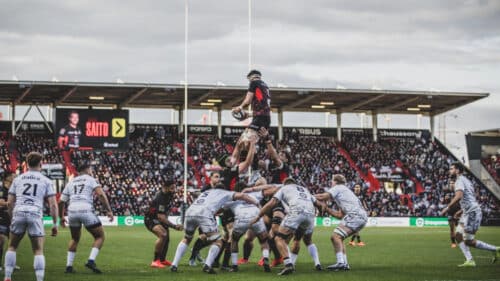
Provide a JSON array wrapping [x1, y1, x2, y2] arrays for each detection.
[[0, 80, 489, 115], [468, 128, 500, 137]]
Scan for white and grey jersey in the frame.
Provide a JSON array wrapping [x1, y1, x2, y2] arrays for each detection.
[[273, 184, 316, 215], [454, 175, 479, 213], [60, 174, 100, 211], [327, 185, 367, 217], [224, 191, 263, 218], [187, 188, 235, 217], [9, 171, 55, 216]]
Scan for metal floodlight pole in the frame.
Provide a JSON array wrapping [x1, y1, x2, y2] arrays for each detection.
[[183, 0, 189, 206], [247, 0, 252, 179], [248, 0, 252, 70]]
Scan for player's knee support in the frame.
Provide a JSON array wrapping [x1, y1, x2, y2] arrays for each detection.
[[464, 233, 475, 241], [334, 228, 348, 239], [207, 233, 222, 242]]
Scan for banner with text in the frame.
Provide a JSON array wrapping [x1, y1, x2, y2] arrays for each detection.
[[42, 217, 450, 227], [409, 217, 449, 227]]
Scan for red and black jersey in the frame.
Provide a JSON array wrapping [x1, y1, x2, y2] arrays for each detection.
[[59, 125, 82, 148], [248, 80, 271, 117], [271, 162, 289, 184], [221, 166, 239, 191], [146, 191, 173, 219]]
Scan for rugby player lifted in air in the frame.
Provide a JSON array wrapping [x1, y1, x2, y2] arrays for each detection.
[[230, 70, 271, 165]]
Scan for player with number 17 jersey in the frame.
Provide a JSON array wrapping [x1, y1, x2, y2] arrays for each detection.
[[61, 174, 99, 213]]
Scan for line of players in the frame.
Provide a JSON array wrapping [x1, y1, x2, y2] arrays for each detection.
[[0, 152, 115, 281]]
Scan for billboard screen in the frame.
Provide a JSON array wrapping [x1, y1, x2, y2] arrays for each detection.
[[55, 109, 129, 150]]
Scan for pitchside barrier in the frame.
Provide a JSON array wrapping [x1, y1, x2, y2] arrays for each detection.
[[43, 216, 450, 227]]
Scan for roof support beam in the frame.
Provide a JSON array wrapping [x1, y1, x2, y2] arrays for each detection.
[[284, 93, 321, 110], [344, 94, 386, 111], [222, 95, 244, 108], [120, 87, 148, 107], [380, 96, 419, 112], [56, 86, 78, 106], [191, 89, 216, 105], [15, 87, 33, 104]]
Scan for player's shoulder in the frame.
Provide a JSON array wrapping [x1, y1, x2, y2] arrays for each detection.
[[82, 174, 98, 182]]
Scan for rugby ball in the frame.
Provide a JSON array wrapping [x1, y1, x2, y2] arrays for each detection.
[[232, 110, 248, 121]]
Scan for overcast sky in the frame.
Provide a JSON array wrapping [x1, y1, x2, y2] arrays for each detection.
[[0, 0, 499, 160]]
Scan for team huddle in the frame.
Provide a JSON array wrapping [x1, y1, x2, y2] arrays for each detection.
[[0, 70, 499, 280]]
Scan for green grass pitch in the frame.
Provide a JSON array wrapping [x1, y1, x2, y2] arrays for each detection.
[[7, 226, 500, 281]]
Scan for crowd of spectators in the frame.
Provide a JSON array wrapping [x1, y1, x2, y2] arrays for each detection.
[[15, 133, 63, 166], [0, 133, 11, 173], [71, 125, 193, 216], [483, 154, 500, 185], [4, 125, 499, 222], [342, 132, 499, 220]]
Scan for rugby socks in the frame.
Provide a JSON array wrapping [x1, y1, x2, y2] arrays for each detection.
[[205, 244, 221, 267], [4, 250, 16, 279], [34, 255, 45, 281], [190, 238, 207, 260], [243, 239, 253, 260], [356, 235, 361, 243], [290, 253, 297, 264], [222, 242, 231, 267], [308, 244, 321, 266], [475, 240, 497, 252], [67, 251, 76, 267], [343, 254, 348, 265], [450, 235, 456, 244], [172, 242, 189, 267], [160, 238, 169, 261], [214, 241, 225, 265], [262, 248, 270, 259], [231, 253, 238, 266], [458, 242, 473, 261], [88, 247, 99, 262], [336, 252, 345, 264]]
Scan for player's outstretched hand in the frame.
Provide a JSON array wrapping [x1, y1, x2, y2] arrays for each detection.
[[51, 226, 58, 237], [107, 211, 114, 222], [175, 224, 184, 231], [439, 208, 448, 217], [232, 106, 242, 113]]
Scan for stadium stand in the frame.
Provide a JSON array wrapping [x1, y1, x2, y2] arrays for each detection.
[[3, 125, 498, 222], [0, 132, 11, 173], [483, 154, 500, 185]]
